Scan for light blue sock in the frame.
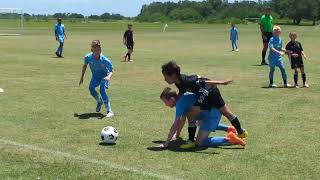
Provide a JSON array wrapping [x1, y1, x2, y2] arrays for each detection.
[[216, 123, 228, 132], [201, 137, 230, 147]]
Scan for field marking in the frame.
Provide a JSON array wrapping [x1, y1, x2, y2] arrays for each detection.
[[0, 138, 178, 180]]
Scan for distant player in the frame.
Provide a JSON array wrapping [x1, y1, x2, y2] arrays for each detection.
[[161, 61, 248, 148], [230, 23, 239, 52], [123, 24, 134, 62], [259, 7, 274, 65], [163, 23, 169, 32], [268, 26, 290, 88], [54, 17, 66, 58], [285, 32, 309, 88], [159, 88, 245, 148], [79, 40, 114, 118]]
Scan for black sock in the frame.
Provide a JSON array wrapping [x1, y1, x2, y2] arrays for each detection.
[[128, 53, 131, 60], [188, 127, 196, 142], [294, 72, 298, 84], [230, 116, 243, 134], [270, 79, 273, 84], [302, 73, 306, 83], [284, 80, 287, 85], [262, 51, 267, 62]]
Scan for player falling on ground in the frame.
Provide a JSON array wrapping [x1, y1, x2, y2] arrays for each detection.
[[123, 24, 134, 62], [230, 23, 239, 52], [267, 26, 291, 88], [159, 88, 245, 148], [161, 61, 248, 148], [285, 32, 309, 88], [79, 40, 114, 118], [54, 17, 67, 58]]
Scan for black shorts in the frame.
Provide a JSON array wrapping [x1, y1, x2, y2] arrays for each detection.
[[194, 88, 225, 111], [127, 43, 134, 50], [262, 32, 273, 43], [291, 58, 304, 69]]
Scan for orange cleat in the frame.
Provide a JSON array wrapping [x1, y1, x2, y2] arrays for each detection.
[[227, 132, 246, 147], [227, 126, 237, 134]]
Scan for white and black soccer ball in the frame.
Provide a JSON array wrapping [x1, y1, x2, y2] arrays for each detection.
[[100, 126, 119, 144]]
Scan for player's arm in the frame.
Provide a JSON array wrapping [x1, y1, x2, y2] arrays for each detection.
[[104, 71, 113, 81], [205, 79, 233, 86], [174, 116, 186, 139], [161, 118, 183, 148], [79, 64, 87, 86], [123, 32, 127, 45], [54, 26, 58, 40], [269, 39, 284, 56]]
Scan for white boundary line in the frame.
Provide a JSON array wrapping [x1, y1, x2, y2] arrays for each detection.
[[0, 138, 177, 180]]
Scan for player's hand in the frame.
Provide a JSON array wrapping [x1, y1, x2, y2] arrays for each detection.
[[286, 50, 293, 54], [223, 79, 233, 85], [55, 37, 58, 41], [279, 51, 285, 56], [79, 78, 84, 86], [104, 76, 111, 81]]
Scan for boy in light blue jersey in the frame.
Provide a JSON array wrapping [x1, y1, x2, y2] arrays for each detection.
[[79, 40, 114, 118], [159, 88, 244, 149], [230, 23, 239, 52], [54, 18, 66, 57], [268, 26, 291, 88]]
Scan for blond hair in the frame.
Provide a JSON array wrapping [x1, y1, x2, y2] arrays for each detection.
[[91, 40, 101, 47], [273, 26, 282, 32], [289, 32, 297, 37]]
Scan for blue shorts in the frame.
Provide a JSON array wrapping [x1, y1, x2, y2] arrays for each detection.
[[269, 59, 284, 69], [90, 77, 109, 89], [58, 36, 64, 44], [196, 109, 221, 132]]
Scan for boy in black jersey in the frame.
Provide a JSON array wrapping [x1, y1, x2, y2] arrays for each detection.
[[123, 24, 134, 62], [161, 61, 248, 146], [285, 32, 309, 88]]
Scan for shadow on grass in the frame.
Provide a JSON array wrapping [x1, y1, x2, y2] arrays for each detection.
[[74, 113, 105, 120], [148, 139, 245, 153], [261, 86, 295, 89], [99, 142, 116, 146]]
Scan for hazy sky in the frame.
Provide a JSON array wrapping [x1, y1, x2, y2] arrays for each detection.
[[0, 0, 252, 17]]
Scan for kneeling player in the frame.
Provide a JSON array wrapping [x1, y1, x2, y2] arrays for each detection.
[[159, 88, 244, 148], [79, 40, 114, 118], [161, 61, 248, 144]]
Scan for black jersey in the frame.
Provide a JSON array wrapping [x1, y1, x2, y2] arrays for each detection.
[[124, 30, 134, 44], [285, 41, 303, 60], [175, 74, 224, 110]]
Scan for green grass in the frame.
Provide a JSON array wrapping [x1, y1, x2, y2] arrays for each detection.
[[1, 20, 320, 179]]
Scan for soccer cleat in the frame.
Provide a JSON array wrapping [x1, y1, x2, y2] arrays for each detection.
[[106, 111, 114, 118], [269, 84, 277, 88], [284, 83, 292, 88], [294, 84, 300, 88], [227, 132, 246, 147], [180, 140, 196, 149], [55, 52, 59, 57], [303, 83, 309, 88], [227, 126, 237, 134], [238, 130, 248, 139], [236, 49, 239, 52], [261, 61, 268, 65], [96, 101, 103, 112]]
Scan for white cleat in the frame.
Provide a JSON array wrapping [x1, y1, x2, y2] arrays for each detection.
[[269, 84, 277, 88], [106, 111, 114, 118], [284, 83, 292, 88]]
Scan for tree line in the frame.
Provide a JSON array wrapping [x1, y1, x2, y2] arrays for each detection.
[[137, 0, 320, 25]]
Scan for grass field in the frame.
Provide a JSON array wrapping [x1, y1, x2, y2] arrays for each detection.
[[1, 20, 320, 179]]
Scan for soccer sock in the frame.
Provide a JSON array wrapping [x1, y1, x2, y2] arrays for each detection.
[[216, 123, 228, 132], [294, 72, 298, 84], [128, 53, 131, 60], [262, 51, 267, 62], [270, 79, 274, 84], [188, 123, 197, 142], [105, 101, 112, 113], [201, 137, 229, 147], [229, 115, 244, 134], [302, 73, 306, 83]]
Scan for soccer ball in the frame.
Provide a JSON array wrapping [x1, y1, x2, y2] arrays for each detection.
[[100, 126, 119, 144]]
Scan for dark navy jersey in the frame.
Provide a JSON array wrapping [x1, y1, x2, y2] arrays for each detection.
[[124, 30, 133, 44], [286, 41, 303, 60]]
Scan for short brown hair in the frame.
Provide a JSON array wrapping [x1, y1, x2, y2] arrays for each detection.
[[128, 24, 133, 27], [91, 40, 101, 47], [289, 32, 297, 37], [160, 87, 178, 100], [161, 61, 181, 76]]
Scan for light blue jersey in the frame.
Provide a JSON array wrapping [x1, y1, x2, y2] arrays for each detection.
[[230, 27, 238, 40], [55, 23, 65, 38], [268, 36, 283, 62], [175, 93, 197, 119], [84, 53, 113, 79]]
